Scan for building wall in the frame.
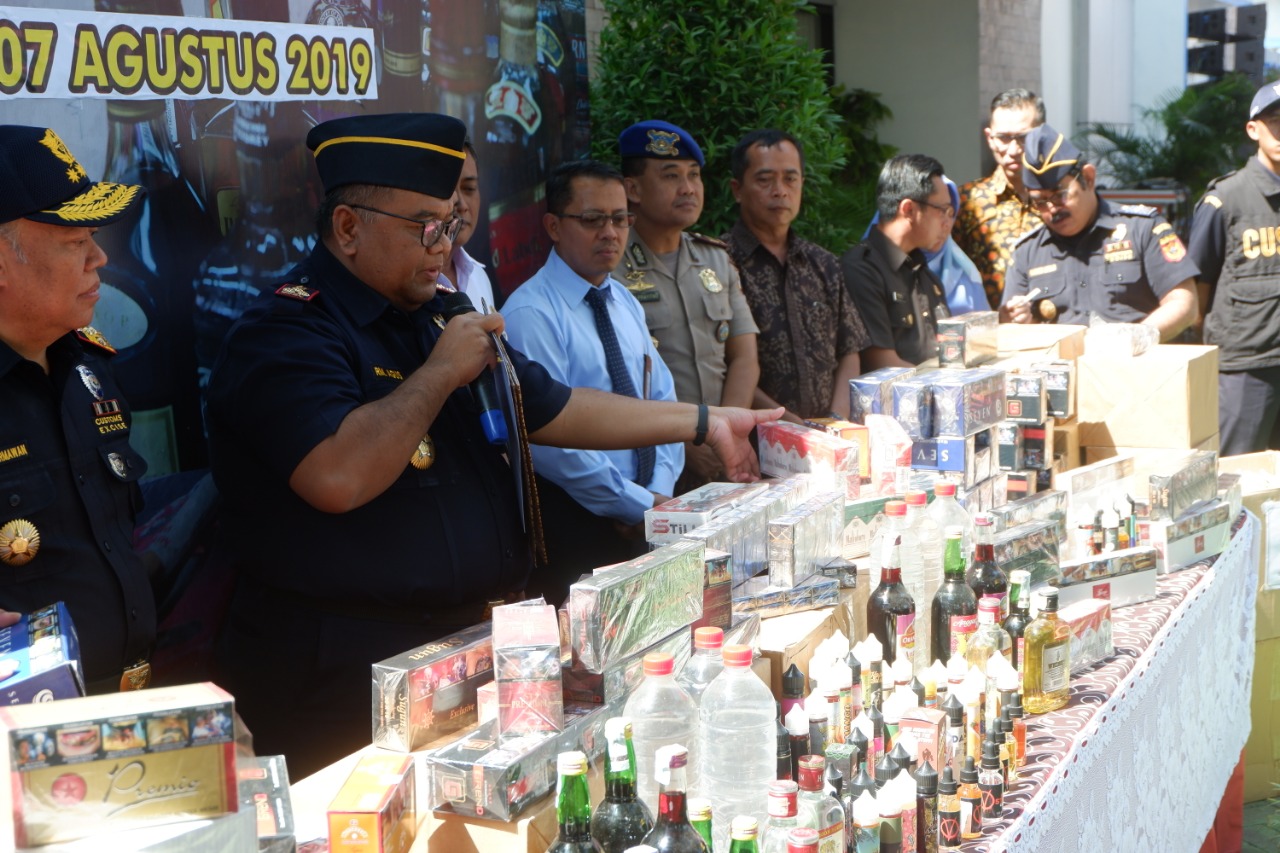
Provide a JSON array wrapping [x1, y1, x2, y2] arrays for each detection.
[[976, 0, 1043, 177]]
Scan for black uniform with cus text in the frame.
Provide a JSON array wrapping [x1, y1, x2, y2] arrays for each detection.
[[1003, 199, 1197, 325], [0, 329, 153, 691], [206, 242, 571, 777]]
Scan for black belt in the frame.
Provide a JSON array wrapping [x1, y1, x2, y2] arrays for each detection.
[[256, 583, 521, 626]]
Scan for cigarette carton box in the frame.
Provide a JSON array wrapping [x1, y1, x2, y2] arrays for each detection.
[[327, 753, 415, 853], [849, 367, 917, 424], [0, 601, 84, 705], [806, 419, 872, 479], [692, 548, 733, 631], [1021, 419, 1056, 471], [936, 311, 998, 368], [1061, 598, 1113, 673], [644, 482, 771, 545], [493, 603, 563, 738], [1057, 547, 1159, 609], [1141, 498, 1234, 574], [1004, 371, 1048, 424], [1148, 450, 1219, 522], [237, 755, 295, 853], [560, 628, 690, 707], [767, 491, 846, 588], [0, 682, 237, 848], [758, 421, 861, 500], [1029, 359, 1076, 420], [997, 422, 1024, 471], [910, 427, 996, 488]]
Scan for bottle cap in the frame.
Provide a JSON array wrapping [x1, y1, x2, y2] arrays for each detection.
[[693, 626, 724, 650], [768, 781, 799, 817], [687, 797, 711, 821], [886, 500, 907, 517], [934, 479, 957, 496], [941, 691, 964, 723], [557, 750, 587, 776], [914, 759, 938, 795], [1000, 709, 1014, 734], [730, 815, 758, 840], [1007, 694, 1024, 717], [888, 742, 911, 769], [938, 765, 959, 795], [783, 663, 806, 697], [981, 740, 1001, 769], [722, 644, 753, 667], [1010, 569, 1031, 586], [905, 490, 927, 506], [875, 751, 898, 788], [786, 827, 820, 852], [845, 649, 862, 678], [642, 653, 674, 676], [656, 744, 688, 772], [974, 512, 993, 527], [960, 755, 979, 784], [1038, 587, 1060, 611], [978, 597, 1001, 617], [604, 716, 632, 742], [797, 755, 825, 791]]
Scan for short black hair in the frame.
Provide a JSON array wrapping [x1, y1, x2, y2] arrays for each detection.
[[315, 183, 390, 239], [876, 154, 945, 221], [989, 88, 1046, 125], [546, 160, 624, 215], [729, 129, 805, 182]]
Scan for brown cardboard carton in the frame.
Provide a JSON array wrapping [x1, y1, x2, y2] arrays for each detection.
[[1218, 452, 1280, 642], [1054, 417, 1081, 470], [757, 607, 841, 699], [1077, 345, 1218, 449], [1244, 637, 1280, 803], [995, 323, 1087, 359]]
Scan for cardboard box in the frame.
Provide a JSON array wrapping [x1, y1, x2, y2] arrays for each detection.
[[910, 427, 996, 488], [1244, 636, 1280, 802], [1057, 557, 1158, 610], [0, 601, 84, 704], [327, 753, 415, 853], [1077, 345, 1219, 449], [1217, 452, 1280, 642], [1083, 433, 1222, 467], [758, 607, 841, 699], [898, 707, 947, 771], [995, 323, 1087, 359], [1054, 417, 1081, 471], [237, 755, 295, 853]]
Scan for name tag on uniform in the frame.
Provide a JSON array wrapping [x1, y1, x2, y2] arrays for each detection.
[[1104, 239, 1135, 263], [1028, 264, 1058, 277]]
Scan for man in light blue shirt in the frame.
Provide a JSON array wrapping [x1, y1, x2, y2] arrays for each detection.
[[504, 160, 683, 603]]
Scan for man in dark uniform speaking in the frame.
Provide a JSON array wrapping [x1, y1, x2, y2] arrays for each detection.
[[205, 113, 777, 777], [0, 126, 154, 693], [1000, 124, 1198, 340]]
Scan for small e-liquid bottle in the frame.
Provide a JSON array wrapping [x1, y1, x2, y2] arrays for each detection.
[[915, 760, 939, 853], [978, 740, 1004, 820], [958, 756, 982, 839], [937, 766, 961, 849]]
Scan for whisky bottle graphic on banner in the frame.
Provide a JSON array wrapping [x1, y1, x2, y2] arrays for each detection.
[[375, 0, 428, 109], [536, 0, 572, 168], [192, 102, 317, 400], [93, 0, 218, 474], [559, 0, 591, 158], [485, 0, 551, 296], [305, 0, 379, 124]]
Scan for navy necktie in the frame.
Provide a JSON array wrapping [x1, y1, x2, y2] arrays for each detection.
[[584, 286, 656, 486]]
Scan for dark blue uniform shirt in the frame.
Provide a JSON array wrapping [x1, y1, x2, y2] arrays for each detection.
[[206, 242, 571, 610], [0, 332, 153, 685]]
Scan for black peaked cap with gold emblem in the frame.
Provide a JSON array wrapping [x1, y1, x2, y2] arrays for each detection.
[[618, 120, 705, 166], [1020, 124, 1083, 191], [307, 113, 468, 199], [0, 126, 143, 226]]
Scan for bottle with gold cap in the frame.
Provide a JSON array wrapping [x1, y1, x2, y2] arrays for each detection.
[[687, 799, 713, 851], [547, 750, 602, 852], [593, 717, 654, 853], [728, 815, 760, 853]]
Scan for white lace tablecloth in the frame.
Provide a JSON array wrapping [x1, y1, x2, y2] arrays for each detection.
[[965, 511, 1258, 853]]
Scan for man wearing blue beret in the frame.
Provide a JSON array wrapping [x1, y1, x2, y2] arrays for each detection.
[[615, 120, 760, 488], [204, 113, 779, 776], [1001, 124, 1198, 339]]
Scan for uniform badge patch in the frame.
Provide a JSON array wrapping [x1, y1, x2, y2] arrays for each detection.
[[410, 434, 435, 470], [106, 452, 129, 480], [644, 129, 681, 158], [629, 243, 648, 268], [76, 365, 104, 400], [0, 518, 39, 566], [275, 283, 319, 301], [625, 279, 660, 302], [715, 320, 730, 343], [700, 268, 723, 293], [1111, 223, 1127, 242], [75, 326, 115, 354], [1028, 264, 1058, 277], [1159, 232, 1187, 263]]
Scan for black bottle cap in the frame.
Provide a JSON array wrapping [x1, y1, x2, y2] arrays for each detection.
[[938, 765, 958, 795], [910, 676, 925, 701], [1000, 708, 1013, 734], [849, 727, 869, 767], [825, 761, 843, 797], [783, 663, 806, 698], [851, 765, 877, 800], [875, 751, 898, 789], [914, 759, 938, 795], [845, 650, 862, 679], [941, 692, 964, 723], [866, 704, 884, 732], [888, 742, 911, 770], [981, 740, 1001, 769], [960, 756, 979, 784]]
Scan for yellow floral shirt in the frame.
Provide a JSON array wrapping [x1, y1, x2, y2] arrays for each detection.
[[954, 168, 1041, 308]]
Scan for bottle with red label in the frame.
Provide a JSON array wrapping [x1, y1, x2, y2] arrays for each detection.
[[867, 529, 916, 669], [484, 0, 551, 297], [932, 527, 978, 665]]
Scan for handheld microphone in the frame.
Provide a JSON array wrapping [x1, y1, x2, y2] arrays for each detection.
[[440, 291, 509, 445]]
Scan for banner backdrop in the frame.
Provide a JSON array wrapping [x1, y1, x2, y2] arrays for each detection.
[[0, 0, 589, 477]]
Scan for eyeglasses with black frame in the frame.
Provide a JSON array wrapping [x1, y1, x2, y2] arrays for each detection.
[[989, 131, 1029, 146], [1027, 170, 1082, 212], [916, 199, 956, 219], [346, 203, 463, 249], [556, 211, 636, 231]]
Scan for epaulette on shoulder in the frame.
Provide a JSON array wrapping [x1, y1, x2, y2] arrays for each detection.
[[1203, 170, 1237, 195], [1013, 223, 1046, 248], [275, 283, 319, 302], [1117, 203, 1158, 217], [689, 231, 729, 251], [1200, 194, 1223, 209], [74, 326, 115, 354]]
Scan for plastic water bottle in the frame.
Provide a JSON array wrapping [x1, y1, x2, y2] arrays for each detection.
[[905, 490, 942, 673], [884, 501, 923, 670], [699, 645, 775, 852], [677, 627, 725, 707], [927, 481, 975, 562], [626, 652, 699, 815]]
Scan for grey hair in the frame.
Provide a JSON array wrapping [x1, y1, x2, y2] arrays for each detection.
[[0, 221, 26, 263]]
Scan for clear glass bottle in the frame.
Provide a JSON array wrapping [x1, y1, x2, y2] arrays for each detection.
[[700, 645, 774, 852], [794, 756, 845, 853], [965, 513, 1008, 618], [591, 717, 654, 853], [905, 490, 942, 674], [932, 527, 978, 664], [1023, 588, 1071, 714], [965, 598, 1013, 674], [1001, 570, 1033, 674], [625, 653, 699, 814], [867, 533, 916, 670], [641, 745, 710, 853], [547, 751, 604, 852], [678, 627, 725, 707], [762, 781, 799, 853], [728, 815, 760, 853]]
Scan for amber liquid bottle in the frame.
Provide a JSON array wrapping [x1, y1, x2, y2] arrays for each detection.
[[867, 537, 916, 668], [591, 718, 654, 853], [1023, 588, 1072, 714], [932, 528, 978, 664], [966, 513, 1008, 618]]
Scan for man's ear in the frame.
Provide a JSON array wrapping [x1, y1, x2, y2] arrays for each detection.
[[729, 178, 742, 204], [623, 176, 643, 206], [1080, 163, 1097, 191], [330, 206, 362, 258], [543, 211, 561, 245]]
